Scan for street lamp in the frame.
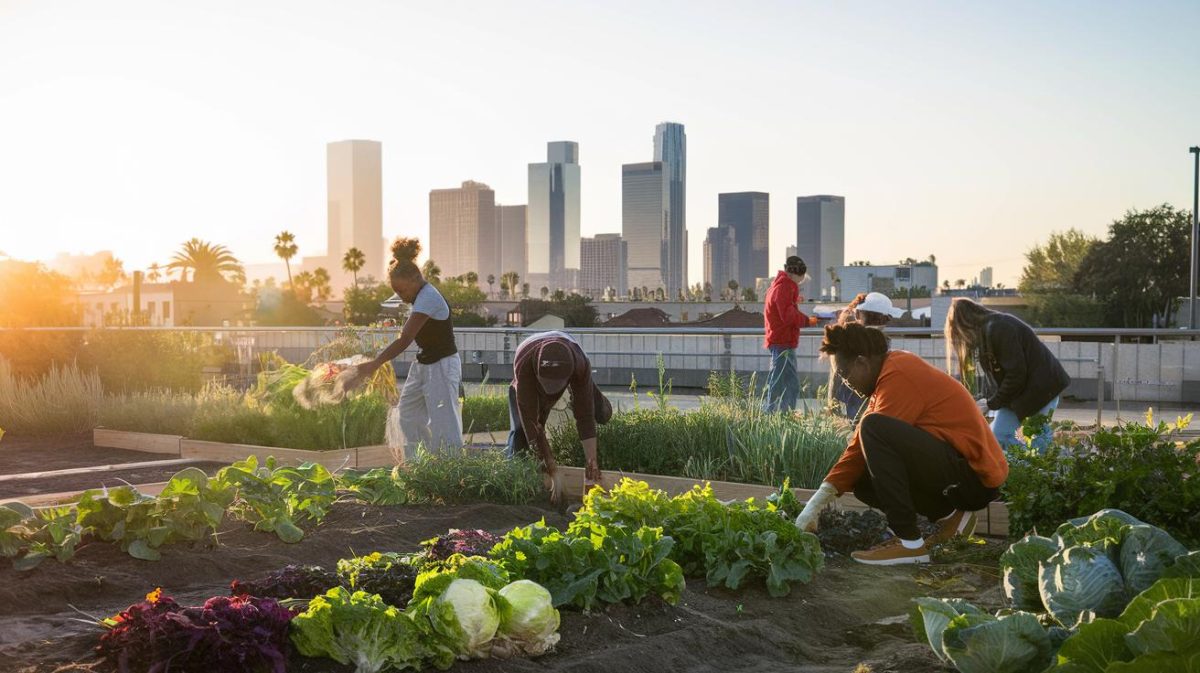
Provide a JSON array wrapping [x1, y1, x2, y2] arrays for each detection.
[[1191, 146, 1199, 329]]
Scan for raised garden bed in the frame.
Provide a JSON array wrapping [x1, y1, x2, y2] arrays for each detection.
[[0, 499, 985, 673]]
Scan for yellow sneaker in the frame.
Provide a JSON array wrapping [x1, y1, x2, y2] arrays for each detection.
[[851, 537, 930, 566]]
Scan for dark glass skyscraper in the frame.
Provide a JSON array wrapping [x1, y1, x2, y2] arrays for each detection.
[[795, 195, 845, 301], [718, 191, 769, 290], [654, 122, 686, 297], [622, 161, 666, 292]]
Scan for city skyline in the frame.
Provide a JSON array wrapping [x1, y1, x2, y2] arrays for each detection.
[[1, 1, 1198, 289]]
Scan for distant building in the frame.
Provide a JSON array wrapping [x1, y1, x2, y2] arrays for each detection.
[[835, 263, 938, 299], [78, 280, 250, 327], [429, 180, 498, 281], [703, 226, 739, 297], [654, 122, 687, 296], [528, 141, 581, 290], [718, 192, 768, 290], [622, 161, 667, 292], [979, 266, 994, 289], [496, 204, 527, 280], [795, 195, 845, 301], [326, 140, 383, 290], [580, 234, 628, 299]]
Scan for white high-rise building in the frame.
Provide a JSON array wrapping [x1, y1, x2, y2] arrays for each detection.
[[325, 140, 383, 288], [979, 266, 994, 288], [527, 142, 581, 290]]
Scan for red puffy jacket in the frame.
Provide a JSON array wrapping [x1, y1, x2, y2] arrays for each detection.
[[764, 271, 817, 348]]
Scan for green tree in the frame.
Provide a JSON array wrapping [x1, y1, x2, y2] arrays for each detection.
[[1023, 293, 1105, 328], [169, 239, 244, 284], [253, 286, 323, 326], [274, 231, 298, 289], [343, 281, 394, 325], [1074, 204, 1191, 327], [521, 282, 530, 299], [146, 263, 163, 283], [486, 274, 495, 297], [515, 294, 598, 327], [540, 286, 549, 300], [742, 287, 757, 302], [311, 267, 332, 304], [1019, 228, 1098, 294], [97, 256, 126, 289], [342, 247, 365, 288], [437, 277, 492, 326], [727, 279, 739, 300], [464, 271, 479, 287], [500, 271, 520, 299], [0, 260, 78, 327]]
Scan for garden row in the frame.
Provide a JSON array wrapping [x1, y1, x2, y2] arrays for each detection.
[[16, 476, 825, 672]]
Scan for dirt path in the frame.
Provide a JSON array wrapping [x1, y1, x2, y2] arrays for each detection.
[[0, 501, 1002, 673], [0, 434, 157, 476]]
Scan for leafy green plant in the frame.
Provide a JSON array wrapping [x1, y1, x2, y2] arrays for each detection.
[[1003, 415, 1200, 546], [461, 387, 509, 434], [291, 587, 430, 673], [571, 479, 824, 597], [338, 466, 411, 505], [214, 457, 336, 543], [911, 598, 1062, 673], [76, 466, 234, 561], [337, 552, 420, 608], [0, 502, 81, 570], [400, 448, 542, 506], [98, 390, 198, 436], [489, 519, 685, 611]]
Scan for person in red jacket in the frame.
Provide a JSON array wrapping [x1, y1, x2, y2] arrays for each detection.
[[763, 255, 818, 412]]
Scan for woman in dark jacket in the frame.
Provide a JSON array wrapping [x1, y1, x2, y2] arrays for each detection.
[[944, 298, 1070, 452]]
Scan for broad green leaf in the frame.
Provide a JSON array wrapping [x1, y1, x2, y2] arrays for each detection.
[[942, 611, 1054, 673], [1163, 552, 1200, 580], [1119, 578, 1200, 630], [1125, 598, 1200, 657], [1052, 617, 1134, 673], [1001, 535, 1059, 611], [911, 597, 986, 662], [127, 538, 161, 561], [1118, 525, 1187, 595], [1105, 651, 1200, 673], [274, 517, 304, 543]]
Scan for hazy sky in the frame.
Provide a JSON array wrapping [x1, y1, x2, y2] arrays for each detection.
[[2, 0, 1198, 288]]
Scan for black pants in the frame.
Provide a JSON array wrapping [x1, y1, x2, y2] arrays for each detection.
[[852, 414, 999, 540]]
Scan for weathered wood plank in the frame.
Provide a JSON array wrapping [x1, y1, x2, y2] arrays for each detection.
[[93, 429, 182, 455]]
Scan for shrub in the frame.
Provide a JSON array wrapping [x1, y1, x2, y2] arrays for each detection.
[[79, 330, 234, 393], [99, 390, 198, 436], [549, 402, 847, 489], [0, 358, 102, 435], [1003, 414, 1200, 546], [462, 387, 509, 434]]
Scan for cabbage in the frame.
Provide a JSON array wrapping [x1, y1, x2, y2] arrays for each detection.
[[1118, 525, 1188, 595], [492, 580, 561, 658], [1001, 535, 1058, 611], [1039, 545, 1129, 628], [426, 578, 500, 660], [910, 597, 987, 663], [940, 611, 1056, 673], [1054, 509, 1144, 555]]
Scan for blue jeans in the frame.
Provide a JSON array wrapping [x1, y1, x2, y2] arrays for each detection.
[[832, 376, 867, 420], [505, 385, 528, 459], [764, 346, 800, 413], [991, 396, 1060, 453]]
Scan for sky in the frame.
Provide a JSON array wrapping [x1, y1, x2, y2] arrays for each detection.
[[1, 0, 1198, 289]]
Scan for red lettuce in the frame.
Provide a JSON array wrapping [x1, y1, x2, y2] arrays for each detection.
[[424, 529, 502, 561], [98, 590, 293, 673]]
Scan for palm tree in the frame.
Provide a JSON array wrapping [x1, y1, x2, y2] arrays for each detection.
[[955, 279, 966, 289], [293, 271, 314, 303], [727, 279, 739, 301], [422, 260, 441, 285], [169, 238, 243, 284], [342, 247, 365, 288], [521, 282, 530, 299], [98, 256, 126, 289], [540, 286, 549, 300], [146, 263, 163, 283], [927, 254, 936, 265], [311, 267, 332, 304], [274, 231, 298, 288], [486, 274, 495, 297]]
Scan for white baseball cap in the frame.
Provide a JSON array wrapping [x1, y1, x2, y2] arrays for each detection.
[[856, 292, 905, 318]]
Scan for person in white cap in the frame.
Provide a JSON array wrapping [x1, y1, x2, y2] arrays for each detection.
[[831, 292, 905, 420]]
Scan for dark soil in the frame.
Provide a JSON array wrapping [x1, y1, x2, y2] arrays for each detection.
[[0, 433, 157, 476], [0, 501, 1003, 673], [0, 461, 227, 499]]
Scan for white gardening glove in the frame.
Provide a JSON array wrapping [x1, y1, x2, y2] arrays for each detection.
[[794, 482, 838, 532], [975, 397, 990, 415]]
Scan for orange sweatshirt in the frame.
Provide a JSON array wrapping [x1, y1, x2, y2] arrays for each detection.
[[823, 350, 1008, 494]]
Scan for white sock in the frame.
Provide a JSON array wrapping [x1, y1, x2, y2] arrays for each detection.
[[900, 537, 924, 550]]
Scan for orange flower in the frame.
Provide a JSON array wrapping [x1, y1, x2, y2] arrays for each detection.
[[145, 587, 163, 604]]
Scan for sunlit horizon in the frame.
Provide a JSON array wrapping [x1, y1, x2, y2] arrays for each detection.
[[2, 0, 1198, 289]]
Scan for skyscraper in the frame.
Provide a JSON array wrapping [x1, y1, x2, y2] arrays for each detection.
[[527, 142, 581, 290], [795, 195, 846, 301], [718, 192, 769, 290], [703, 226, 739, 297], [580, 234, 627, 298], [654, 122, 687, 296], [495, 204, 527, 280], [428, 181, 497, 281], [326, 140, 383, 287], [979, 266, 994, 288], [622, 161, 667, 292]]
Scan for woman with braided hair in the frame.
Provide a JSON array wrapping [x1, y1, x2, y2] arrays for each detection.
[[794, 323, 1007, 565]]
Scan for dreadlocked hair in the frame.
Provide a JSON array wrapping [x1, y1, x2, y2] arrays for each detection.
[[838, 293, 869, 325], [820, 322, 889, 359], [388, 237, 423, 281]]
